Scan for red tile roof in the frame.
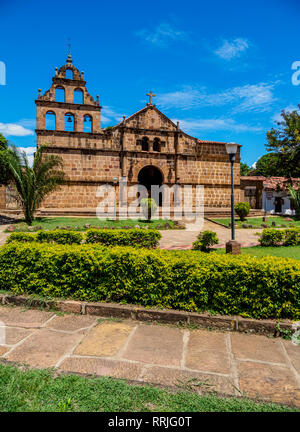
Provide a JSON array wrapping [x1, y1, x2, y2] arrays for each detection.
[[241, 176, 300, 190]]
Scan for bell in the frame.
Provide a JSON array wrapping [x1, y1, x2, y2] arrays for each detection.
[[84, 116, 87, 122], [67, 115, 72, 123]]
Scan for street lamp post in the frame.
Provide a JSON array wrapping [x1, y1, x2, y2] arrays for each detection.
[[225, 142, 241, 255]]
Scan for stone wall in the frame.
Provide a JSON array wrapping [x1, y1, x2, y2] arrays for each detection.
[[0, 186, 6, 209]]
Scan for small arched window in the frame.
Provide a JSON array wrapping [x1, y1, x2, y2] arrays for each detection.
[[55, 86, 65, 102], [83, 114, 92, 133], [65, 113, 75, 132], [45, 111, 56, 130], [65, 69, 73, 79], [141, 137, 149, 151], [74, 88, 83, 104], [153, 138, 161, 152]]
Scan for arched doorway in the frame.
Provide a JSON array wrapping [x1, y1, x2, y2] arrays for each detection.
[[138, 165, 163, 206]]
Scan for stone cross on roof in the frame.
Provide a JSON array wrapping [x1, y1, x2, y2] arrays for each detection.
[[146, 91, 156, 105]]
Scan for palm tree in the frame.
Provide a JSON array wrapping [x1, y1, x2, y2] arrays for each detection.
[[288, 185, 300, 219], [1, 145, 65, 225]]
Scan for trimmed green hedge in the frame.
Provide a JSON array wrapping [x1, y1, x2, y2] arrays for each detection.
[[7, 230, 83, 245], [6, 232, 37, 243], [85, 228, 161, 248], [0, 242, 299, 319], [6, 228, 161, 249], [259, 228, 300, 247]]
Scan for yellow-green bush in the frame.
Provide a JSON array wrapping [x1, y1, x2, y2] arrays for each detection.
[[259, 227, 300, 247], [6, 232, 37, 243], [85, 228, 161, 248], [6, 230, 83, 245], [0, 242, 299, 319], [6, 228, 161, 248]]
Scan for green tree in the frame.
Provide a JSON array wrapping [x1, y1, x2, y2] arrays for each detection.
[[240, 162, 252, 176], [0, 133, 12, 185], [266, 105, 300, 177], [235, 202, 251, 221], [2, 145, 65, 225], [253, 153, 284, 177]]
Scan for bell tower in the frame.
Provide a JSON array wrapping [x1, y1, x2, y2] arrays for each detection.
[[35, 51, 101, 148]]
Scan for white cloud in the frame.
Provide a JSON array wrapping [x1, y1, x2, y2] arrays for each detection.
[[101, 106, 124, 125], [157, 82, 276, 113], [229, 83, 276, 113], [173, 118, 262, 134], [214, 38, 249, 60], [157, 86, 201, 110], [135, 22, 187, 47], [0, 122, 34, 137]]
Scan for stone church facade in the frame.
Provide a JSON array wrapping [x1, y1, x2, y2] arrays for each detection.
[[33, 53, 241, 213]]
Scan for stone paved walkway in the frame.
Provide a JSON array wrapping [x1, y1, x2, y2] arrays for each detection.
[[159, 220, 261, 250], [0, 305, 299, 408], [0, 225, 8, 246]]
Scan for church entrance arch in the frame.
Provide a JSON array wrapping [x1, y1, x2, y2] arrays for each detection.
[[138, 165, 163, 206]]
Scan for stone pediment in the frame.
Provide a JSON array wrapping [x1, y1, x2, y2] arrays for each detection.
[[120, 105, 177, 131]]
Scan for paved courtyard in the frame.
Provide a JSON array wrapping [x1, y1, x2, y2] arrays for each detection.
[[159, 219, 260, 249], [0, 305, 299, 407]]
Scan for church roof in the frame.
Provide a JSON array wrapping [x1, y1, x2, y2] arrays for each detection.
[[114, 104, 178, 129], [113, 103, 240, 146]]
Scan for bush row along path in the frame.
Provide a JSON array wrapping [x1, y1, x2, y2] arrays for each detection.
[[0, 219, 262, 249], [0, 305, 299, 408]]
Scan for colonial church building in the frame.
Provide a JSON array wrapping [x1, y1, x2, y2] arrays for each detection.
[[3, 53, 241, 214]]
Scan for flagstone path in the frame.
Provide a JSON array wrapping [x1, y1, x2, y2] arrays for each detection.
[[159, 219, 261, 249], [0, 305, 299, 408]]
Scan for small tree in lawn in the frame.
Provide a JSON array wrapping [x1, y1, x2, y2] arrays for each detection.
[[2, 144, 65, 225], [140, 198, 157, 221], [288, 185, 300, 219], [235, 202, 250, 221], [192, 230, 219, 252]]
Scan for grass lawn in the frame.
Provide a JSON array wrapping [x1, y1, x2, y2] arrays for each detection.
[[212, 216, 299, 229], [6, 217, 174, 232], [214, 245, 300, 260], [0, 364, 296, 412]]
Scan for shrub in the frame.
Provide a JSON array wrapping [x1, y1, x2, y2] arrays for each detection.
[[36, 230, 83, 245], [7, 230, 83, 245], [259, 227, 300, 247], [0, 243, 299, 320], [284, 228, 300, 246], [140, 198, 158, 221], [259, 229, 284, 246], [85, 228, 161, 248], [235, 202, 251, 221], [192, 230, 219, 252], [6, 232, 37, 243]]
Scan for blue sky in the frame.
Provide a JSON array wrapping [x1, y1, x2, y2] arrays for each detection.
[[0, 0, 299, 166]]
